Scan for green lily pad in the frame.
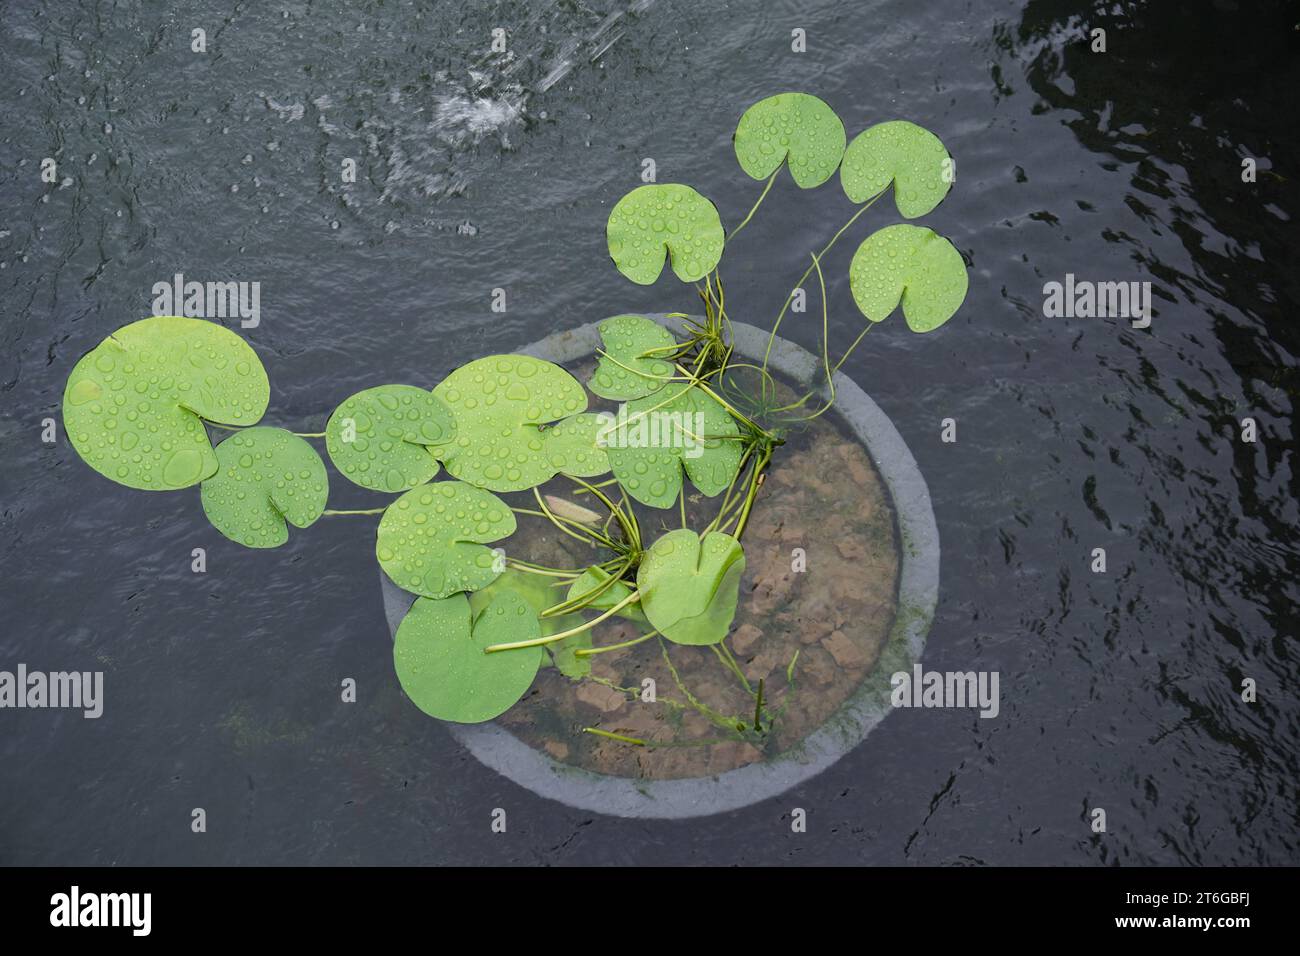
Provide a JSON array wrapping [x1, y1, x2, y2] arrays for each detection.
[[840, 120, 953, 218], [636, 530, 746, 647], [376, 480, 516, 598], [63, 315, 269, 490], [606, 184, 724, 285], [540, 413, 613, 479], [603, 382, 741, 509], [848, 224, 969, 333], [588, 314, 678, 401], [393, 590, 542, 723], [326, 385, 455, 492], [432, 355, 608, 492], [734, 92, 846, 188], [200, 427, 328, 548], [469, 569, 587, 677]]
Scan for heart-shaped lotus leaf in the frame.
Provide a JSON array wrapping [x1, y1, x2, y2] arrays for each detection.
[[376, 480, 516, 598], [636, 529, 746, 647], [200, 427, 328, 548], [469, 569, 588, 678], [606, 184, 725, 285], [63, 315, 269, 490], [394, 590, 541, 723], [840, 120, 953, 218], [734, 92, 847, 189], [431, 355, 609, 492], [588, 314, 678, 401], [566, 566, 648, 625], [325, 385, 455, 492], [849, 224, 969, 333], [602, 382, 741, 509]]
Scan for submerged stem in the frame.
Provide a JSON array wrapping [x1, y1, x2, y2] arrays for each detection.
[[575, 630, 657, 658], [759, 190, 884, 397], [712, 642, 754, 696], [583, 727, 645, 746]]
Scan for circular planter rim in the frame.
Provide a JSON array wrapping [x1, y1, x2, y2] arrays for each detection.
[[381, 315, 938, 819]]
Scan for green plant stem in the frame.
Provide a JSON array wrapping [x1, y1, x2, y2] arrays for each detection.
[[483, 589, 641, 653], [772, 324, 875, 419], [293, 431, 326, 438], [509, 555, 616, 575], [505, 561, 581, 579], [723, 446, 772, 540], [725, 170, 778, 246], [659, 638, 748, 736], [711, 642, 754, 696], [754, 677, 765, 732], [705, 445, 756, 535], [583, 728, 645, 746], [518, 488, 618, 550], [575, 630, 657, 658], [672, 363, 766, 437], [321, 507, 387, 516], [511, 508, 612, 549], [759, 190, 884, 398], [568, 474, 641, 554], [572, 478, 620, 495], [593, 348, 685, 388], [540, 557, 634, 617], [812, 250, 835, 411]]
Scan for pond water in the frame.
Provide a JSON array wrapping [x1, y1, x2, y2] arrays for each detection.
[[0, 0, 1296, 864]]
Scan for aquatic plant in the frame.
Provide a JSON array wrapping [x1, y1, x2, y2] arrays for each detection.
[[62, 93, 969, 747]]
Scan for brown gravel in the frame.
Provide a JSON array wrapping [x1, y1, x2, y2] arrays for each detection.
[[495, 364, 901, 780]]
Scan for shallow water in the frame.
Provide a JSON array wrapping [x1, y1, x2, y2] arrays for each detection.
[[1, 0, 1297, 864]]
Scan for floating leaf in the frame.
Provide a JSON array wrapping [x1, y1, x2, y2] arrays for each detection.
[[734, 92, 846, 188], [840, 120, 953, 218], [606, 184, 724, 285], [393, 591, 541, 723], [432, 355, 608, 492], [200, 427, 328, 548], [376, 480, 515, 598], [540, 413, 613, 480], [848, 224, 969, 332], [588, 314, 678, 401], [636, 530, 746, 647], [326, 385, 455, 492], [63, 316, 269, 490], [603, 382, 741, 509]]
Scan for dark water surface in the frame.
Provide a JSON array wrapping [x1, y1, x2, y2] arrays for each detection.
[[1, 0, 1297, 864]]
